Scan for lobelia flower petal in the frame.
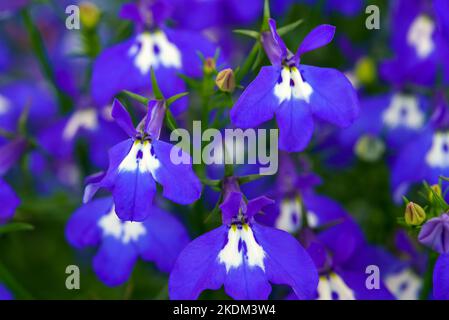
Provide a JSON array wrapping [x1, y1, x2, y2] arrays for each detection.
[[93, 236, 139, 287], [0, 178, 20, 224], [168, 225, 227, 300], [111, 99, 137, 137], [433, 254, 449, 300], [65, 197, 112, 248], [246, 196, 275, 220], [0, 284, 13, 300], [275, 98, 314, 152], [262, 19, 289, 66], [0, 138, 27, 176], [219, 191, 244, 225], [151, 140, 202, 205], [144, 100, 165, 140], [300, 65, 359, 127], [296, 25, 336, 57], [137, 207, 190, 273], [252, 223, 318, 300], [230, 66, 282, 129]]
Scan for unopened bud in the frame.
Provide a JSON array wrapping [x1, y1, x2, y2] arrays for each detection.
[[428, 184, 442, 202], [404, 202, 426, 226], [355, 57, 376, 86], [80, 2, 101, 29], [204, 58, 216, 74], [215, 68, 235, 93]]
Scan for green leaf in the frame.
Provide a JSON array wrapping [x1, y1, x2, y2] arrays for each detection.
[[166, 92, 189, 107], [233, 29, 260, 39], [165, 108, 181, 137], [122, 90, 149, 105], [277, 19, 304, 36], [0, 222, 34, 235], [150, 68, 164, 100]]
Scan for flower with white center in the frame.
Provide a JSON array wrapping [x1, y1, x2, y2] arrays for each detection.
[[98, 209, 146, 244], [385, 268, 422, 300], [218, 224, 266, 273], [382, 94, 424, 130], [128, 31, 182, 75], [316, 273, 355, 300], [63, 109, 99, 140], [407, 15, 435, 59], [425, 132, 449, 168], [118, 140, 160, 174]]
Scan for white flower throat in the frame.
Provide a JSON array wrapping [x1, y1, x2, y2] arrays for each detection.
[[274, 66, 313, 104], [425, 132, 449, 168], [382, 94, 425, 130], [218, 224, 266, 273], [317, 273, 355, 300], [98, 208, 146, 244], [119, 140, 161, 173], [407, 15, 435, 59], [128, 31, 182, 74]]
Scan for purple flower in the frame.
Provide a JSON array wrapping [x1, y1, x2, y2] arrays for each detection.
[[91, 2, 219, 115], [433, 253, 449, 299], [84, 99, 202, 221], [0, 178, 20, 224], [391, 95, 449, 201], [231, 19, 358, 152], [418, 213, 449, 254], [0, 284, 13, 300], [169, 177, 318, 300], [66, 196, 190, 286], [380, 0, 449, 86]]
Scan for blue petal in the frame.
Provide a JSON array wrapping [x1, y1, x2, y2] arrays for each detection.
[[151, 140, 202, 205], [65, 197, 112, 249], [231, 66, 281, 129], [223, 263, 271, 300], [297, 25, 336, 57], [0, 284, 13, 300], [300, 65, 359, 127], [433, 254, 449, 300], [168, 226, 227, 300], [0, 178, 19, 223], [252, 223, 318, 300], [137, 207, 190, 273], [93, 236, 139, 287], [111, 99, 136, 137], [275, 98, 314, 152]]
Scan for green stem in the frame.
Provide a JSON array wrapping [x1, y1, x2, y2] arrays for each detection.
[[21, 9, 72, 114], [0, 261, 33, 299], [235, 42, 261, 85], [419, 251, 438, 300]]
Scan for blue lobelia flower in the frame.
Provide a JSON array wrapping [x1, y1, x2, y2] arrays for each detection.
[[91, 1, 219, 115], [231, 19, 358, 152], [0, 284, 13, 300], [380, 0, 449, 86], [83, 99, 202, 221], [433, 253, 449, 299], [66, 196, 190, 286], [391, 94, 449, 201], [168, 176, 318, 300]]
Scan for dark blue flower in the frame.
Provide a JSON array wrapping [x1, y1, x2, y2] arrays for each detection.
[[231, 19, 358, 152], [0, 284, 13, 300], [169, 177, 318, 300], [66, 196, 190, 286], [84, 99, 202, 221]]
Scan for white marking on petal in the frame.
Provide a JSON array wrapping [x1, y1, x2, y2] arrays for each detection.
[[128, 31, 182, 75], [274, 67, 313, 104], [218, 224, 266, 273], [63, 109, 99, 140], [385, 268, 421, 300], [425, 132, 449, 169], [276, 197, 302, 233], [118, 140, 161, 174], [317, 273, 355, 300], [407, 15, 435, 59], [0, 94, 10, 115], [382, 94, 424, 130], [98, 208, 146, 244], [306, 210, 319, 228]]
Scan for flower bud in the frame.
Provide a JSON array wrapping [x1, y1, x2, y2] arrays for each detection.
[[355, 57, 376, 86], [404, 202, 426, 226], [204, 57, 216, 74], [80, 2, 101, 29], [215, 68, 235, 93], [428, 184, 442, 202], [418, 213, 449, 254]]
